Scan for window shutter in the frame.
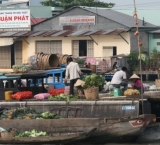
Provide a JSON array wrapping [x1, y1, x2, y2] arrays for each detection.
[[14, 41, 22, 65], [72, 40, 79, 56], [36, 41, 50, 53], [50, 40, 62, 54], [36, 41, 62, 54], [87, 40, 94, 57], [0, 46, 11, 69]]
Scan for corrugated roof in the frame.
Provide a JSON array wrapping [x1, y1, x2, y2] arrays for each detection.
[[0, 29, 128, 37], [31, 18, 47, 26], [51, 30, 69, 36], [81, 7, 156, 28], [114, 9, 160, 26], [0, 31, 19, 36], [32, 6, 156, 28], [149, 29, 160, 33], [68, 30, 90, 36]]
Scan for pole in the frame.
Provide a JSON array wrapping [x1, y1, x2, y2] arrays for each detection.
[[133, 0, 144, 114]]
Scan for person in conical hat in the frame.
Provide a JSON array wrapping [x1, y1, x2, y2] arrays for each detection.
[[74, 79, 85, 87], [130, 74, 144, 93]]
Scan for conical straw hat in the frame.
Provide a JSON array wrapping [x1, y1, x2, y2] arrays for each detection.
[[130, 74, 140, 79], [74, 79, 85, 87]]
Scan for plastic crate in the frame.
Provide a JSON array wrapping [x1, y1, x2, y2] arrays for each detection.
[[105, 76, 113, 81]]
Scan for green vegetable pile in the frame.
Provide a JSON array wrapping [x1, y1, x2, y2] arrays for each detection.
[[0, 108, 60, 120], [83, 74, 105, 91], [0, 108, 37, 120], [12, 65, 30, 73], [15, 129, 48, 137], [36, 111, 60, 119], [48, 94, 78, 103]]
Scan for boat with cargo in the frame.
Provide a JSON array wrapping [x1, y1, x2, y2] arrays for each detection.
[[0, 98, 155, 144], [0, 115, 155, 144]]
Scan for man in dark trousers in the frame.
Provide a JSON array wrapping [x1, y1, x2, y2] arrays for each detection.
[[64, 57, 82, 95]]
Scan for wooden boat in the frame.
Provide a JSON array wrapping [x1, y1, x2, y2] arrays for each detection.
[[0, 114, 155, 144], [136, 122, 160, 143], [0, 128, 96, 144]]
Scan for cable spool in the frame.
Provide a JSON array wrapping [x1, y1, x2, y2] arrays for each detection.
[[57, 54, 63, 65], [36, 53, 59, 69], [62, 55, 69, 65]]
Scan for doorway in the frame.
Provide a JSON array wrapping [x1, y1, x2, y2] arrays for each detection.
[[72, 40, 94, 57], [79, 40, 87, 56]]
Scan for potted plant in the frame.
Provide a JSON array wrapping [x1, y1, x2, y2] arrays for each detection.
[[82, 74, 105, 100], [150, 48, 160, 71], [127, 51, 139, 75]]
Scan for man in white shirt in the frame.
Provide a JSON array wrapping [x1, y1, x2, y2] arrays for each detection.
[[64, 57, 82, 95], [111, 67, 128, 90]]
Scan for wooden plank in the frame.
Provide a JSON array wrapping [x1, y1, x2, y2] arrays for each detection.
[[5, 71, 47, 76], [100, 95, 150, 100]]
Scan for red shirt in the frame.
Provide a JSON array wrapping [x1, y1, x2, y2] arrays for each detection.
[[133, 79, 144, 93]]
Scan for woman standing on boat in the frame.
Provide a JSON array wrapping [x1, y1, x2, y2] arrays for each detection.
[[130, 74, 144, 94]]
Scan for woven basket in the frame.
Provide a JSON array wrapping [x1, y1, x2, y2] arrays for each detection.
[[84, 87, 99, 100], [1, 131, 15, 138]]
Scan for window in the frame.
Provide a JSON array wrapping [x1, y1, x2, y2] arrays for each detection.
[[14, 41, 22, 65], [0, 41, 23, 69], [0, 46, 11, 69], [72, 40, 94, 57], [153, 34, 160, 39], [157, 42, 160, 46], [87, 40, 94, 57], [36, 40, 62, 54]]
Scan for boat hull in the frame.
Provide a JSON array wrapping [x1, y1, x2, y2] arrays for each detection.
[[0, 129, 96, 144], [0, 114, 155, 144], [136, 122, 160, 143]]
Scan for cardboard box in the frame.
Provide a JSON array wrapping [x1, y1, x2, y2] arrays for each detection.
[[155, 79, 160, 88], [48, 84, 54, 90]]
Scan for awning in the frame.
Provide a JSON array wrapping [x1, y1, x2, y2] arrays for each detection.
[[0, 29, 128, 37]]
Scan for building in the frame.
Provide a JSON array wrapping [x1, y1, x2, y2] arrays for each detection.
[[114, 8, 160, 26], [113, 8, 160, 54], [0, 6, 157, 72]]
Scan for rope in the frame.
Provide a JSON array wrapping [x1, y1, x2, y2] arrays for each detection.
[[133, 0, 144, 114]]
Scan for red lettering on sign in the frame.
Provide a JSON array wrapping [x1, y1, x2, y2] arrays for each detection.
[[14, 16, 17, 21], [14, 15, 29, 21]]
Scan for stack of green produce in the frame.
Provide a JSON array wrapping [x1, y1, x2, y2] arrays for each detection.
[[0, 108, 60, 120], [48, 94, 78, 103], [12, 65, 30, 73], [36, 111, 60, 119], [82, 74, 105, 91], [15, 129, 48, 137]]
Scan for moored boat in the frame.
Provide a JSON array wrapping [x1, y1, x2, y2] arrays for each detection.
[[0, 128, 96, 144], [136, 122, 160, 143], [0, 114, 155, 144]]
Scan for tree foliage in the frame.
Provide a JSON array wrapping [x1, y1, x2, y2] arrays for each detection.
[[40, 0, 115, 10]]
